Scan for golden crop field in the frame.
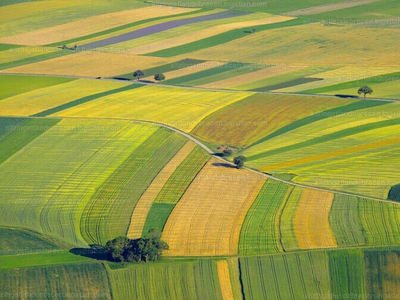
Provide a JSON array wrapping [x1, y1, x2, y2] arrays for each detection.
[[293, 189, 337, 249], [126, 141, 196, 239], [217, 260, 235, 300], [1, 51, 173, 77], [0, 79, 129, 116], [55, 85, 253, 131], [0, 6, 195, 46], [187, 23, 400, 67], [201, 65, 304, 89], [124, 14, 293, 55], [161, 159, 265, 256], [141, 61, 226, 82]]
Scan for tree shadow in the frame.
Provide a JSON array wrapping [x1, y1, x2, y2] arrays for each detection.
[[334, 94, 359, 99], [69, 244, 107, 261], [212, 162, 236, 168]]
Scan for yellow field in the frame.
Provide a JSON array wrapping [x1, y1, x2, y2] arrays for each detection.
[[161, 159, 265, 256], [2, 52, 172, 77], [0, 1, 79, 24], [201, 65, 304, 89], [382, 252, 400, 296], [126, 141, 196, 239], [141, 61, 226, 82], [217, 260, 235, 300], [55, 85, 253, 131], [293, 189, 337, 249], [0, 6, 195, 46], [188, 23, 400, 67], [0, 79, 129, 116], [124, 15, 293, 54], [0, 46, 58, 64]]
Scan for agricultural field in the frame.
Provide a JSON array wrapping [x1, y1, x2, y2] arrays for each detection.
[[54, 85, 253, 131], [2, 0, 400, 299], [162, 158, 265, 256]]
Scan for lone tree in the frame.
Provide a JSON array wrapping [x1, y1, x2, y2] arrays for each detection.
[[233, 155, 247, 169], [133, 70, 144, 80], [358, 86, 373, 99], [154, 73, 166, 82], [105, 229, 168, 263]]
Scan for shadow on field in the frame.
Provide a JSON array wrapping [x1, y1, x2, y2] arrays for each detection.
[[212, 162, 236, 168], [70, 245, 107, 260], [335, 94, 359, 99]]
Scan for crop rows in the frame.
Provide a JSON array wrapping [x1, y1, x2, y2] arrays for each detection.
[[192, 93, 351, 147], [126, 141, 196, 239], [239, 180, 290, 255], [80, 128, 186, 245], [162, 158, 265, 256], [109, 260, 223, 300]]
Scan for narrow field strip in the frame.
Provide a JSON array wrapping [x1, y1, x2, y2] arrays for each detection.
[[81, 10, 250, 49], [239, 180, 290, 255], [280, 187, 303, 251], [0, 79, 129, 117], [202, 65, 303, 89], [293, 189, 337, 249], [2, 51, 173, 77], [217, 260, 235, 300], [0, 6, 195, 46], [125, 15, 293, 55], [162, 158, 265, 256], [126, 141, 196, 239]]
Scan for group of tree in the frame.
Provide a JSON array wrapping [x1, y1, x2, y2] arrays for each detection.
[[104, 229, 168, 263], [133, 70, 165, 82]]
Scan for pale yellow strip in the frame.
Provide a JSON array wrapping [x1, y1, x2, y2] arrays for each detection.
[[293, 189, 337, 249], [217, 260, 235, 300], [0, 6, 195, 45], [126, 141, 196, 239], [125, 15, 293, 55], [162, 158, 266, 256], [203, 65, 304, 89]]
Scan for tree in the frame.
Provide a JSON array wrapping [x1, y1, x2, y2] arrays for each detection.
[[357, 86, 373, 100], [222, 149, 234, 157], [133, 70, 144, 80], [154, 73, 165, 82], [233, 155, 247, 169], [104, 229, 169, 263]]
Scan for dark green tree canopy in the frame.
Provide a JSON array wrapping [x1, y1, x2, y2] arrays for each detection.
[[133, 70, 145, 80], [233, 155, 247, 169], [357, 86, 373, 99], [154, 73, 166, 82], [105, 229, 169, 263]]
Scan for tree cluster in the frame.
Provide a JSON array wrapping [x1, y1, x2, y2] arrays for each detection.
[[105, 229, 168, 263]]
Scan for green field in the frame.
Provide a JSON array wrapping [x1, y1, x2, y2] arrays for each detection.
[[109, 260, 223, 300], [239, 180, 291, 254]]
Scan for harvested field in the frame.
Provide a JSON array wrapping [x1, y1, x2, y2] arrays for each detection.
[[126, 141, 196, 239], [293, 189, 337, 249], [217, 260, 235, 300], [162, 159, 265, 256]]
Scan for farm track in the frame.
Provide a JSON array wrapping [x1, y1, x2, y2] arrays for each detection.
[[1, 71, 398, 102], [1, 73, 398, 204]]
